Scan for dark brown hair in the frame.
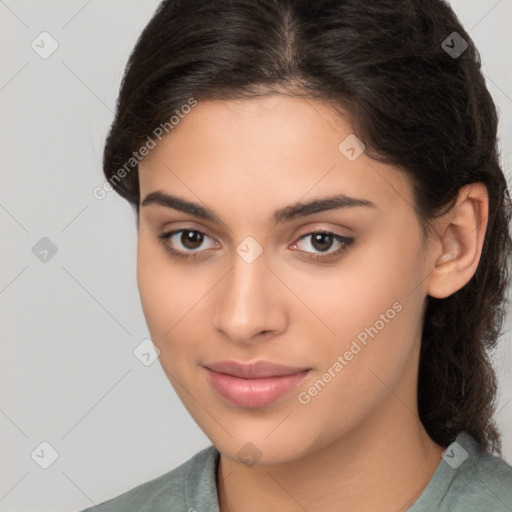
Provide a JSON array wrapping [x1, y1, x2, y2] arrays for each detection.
[[103, 0, 512, 454]]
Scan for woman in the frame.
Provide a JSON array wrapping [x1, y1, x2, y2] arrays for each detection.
[[81, 0, 512, 510]]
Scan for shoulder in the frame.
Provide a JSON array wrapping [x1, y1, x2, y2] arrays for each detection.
[[440, 432, 512, 511], [78, 445, 219, 512]]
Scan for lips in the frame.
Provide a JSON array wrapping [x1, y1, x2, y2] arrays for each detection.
[[203, 360, 311, 408], [203, 360, 309, 378]]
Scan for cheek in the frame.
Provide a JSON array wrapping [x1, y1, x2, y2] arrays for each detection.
[[290, 232, 423, 343], [344, 231, 426, 371], [306, 225, 427, 371], [136, 233, 217, 375], [290, 240, 426, 439], [136, 234, 191, 341]]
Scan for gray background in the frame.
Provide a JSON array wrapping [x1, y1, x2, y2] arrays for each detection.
[[1, 1, 511, 510]]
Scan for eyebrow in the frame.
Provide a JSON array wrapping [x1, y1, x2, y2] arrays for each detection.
[[141, 190, 376, 225]]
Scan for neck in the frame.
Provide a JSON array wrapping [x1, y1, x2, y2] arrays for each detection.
[[216, 362, 446, 512]]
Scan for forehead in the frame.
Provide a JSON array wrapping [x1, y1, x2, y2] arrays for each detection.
[[138, 95, 415, 221]]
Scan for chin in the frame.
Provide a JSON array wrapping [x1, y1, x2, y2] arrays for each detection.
[[209, 425, 315, 467]]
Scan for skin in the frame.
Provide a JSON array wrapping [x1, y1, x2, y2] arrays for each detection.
[[136, 94, 488, 512]]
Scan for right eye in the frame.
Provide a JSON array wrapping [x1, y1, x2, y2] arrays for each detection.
[[157, 228, 220, 260]]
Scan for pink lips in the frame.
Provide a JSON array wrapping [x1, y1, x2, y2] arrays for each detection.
[[203, 360, 311, 408]]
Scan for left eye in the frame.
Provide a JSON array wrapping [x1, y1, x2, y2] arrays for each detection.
[[292, 231, 353, 258]]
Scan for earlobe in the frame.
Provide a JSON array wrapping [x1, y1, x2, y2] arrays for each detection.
[[427, 183, 489, 299]]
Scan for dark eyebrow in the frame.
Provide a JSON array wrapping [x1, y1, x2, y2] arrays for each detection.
[[271, 193, 376, 223], [142, 191, 222, 223], [141, 191, 376, 225]]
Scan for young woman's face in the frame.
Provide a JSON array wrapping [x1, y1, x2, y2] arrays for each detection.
[[137, 95, 432, 464]]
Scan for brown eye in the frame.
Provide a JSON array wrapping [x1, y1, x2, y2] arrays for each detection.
[[157, 228, 219, 260], [180, 230, 204, 250], [292, 231, 354, 262], [310, 232, 335, 252]]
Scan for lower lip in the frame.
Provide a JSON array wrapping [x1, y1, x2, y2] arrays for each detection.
[[204, 368, 311, 408]]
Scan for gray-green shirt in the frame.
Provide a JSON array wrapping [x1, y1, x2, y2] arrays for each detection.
[[80, 432, 512, 511]]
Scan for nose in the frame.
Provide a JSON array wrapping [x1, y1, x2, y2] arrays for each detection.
[[212, 245, 288, 345]]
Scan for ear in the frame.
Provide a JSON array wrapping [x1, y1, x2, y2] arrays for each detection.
[[426, 182, 489, 299]]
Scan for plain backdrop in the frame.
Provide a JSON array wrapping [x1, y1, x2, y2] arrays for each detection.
[[1, 1, 511, 510]]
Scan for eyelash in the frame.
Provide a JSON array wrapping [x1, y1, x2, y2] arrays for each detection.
[[157, 228, 354, 262]]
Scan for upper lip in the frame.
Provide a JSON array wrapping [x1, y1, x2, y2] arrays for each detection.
[[203, 360, 310, 379]]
